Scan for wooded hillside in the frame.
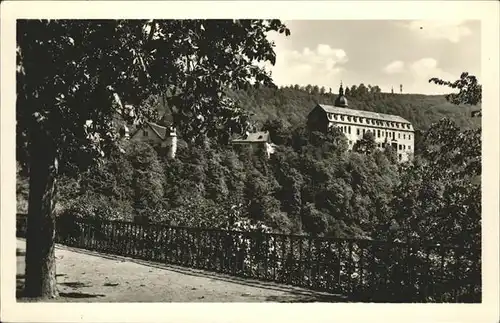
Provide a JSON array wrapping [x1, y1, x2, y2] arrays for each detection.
[[225, 84, 481, 131]]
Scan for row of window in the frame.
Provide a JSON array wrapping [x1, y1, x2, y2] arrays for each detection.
[[347, 140, 412, 152], [375, 142, 411, 150], [399, 144, 411, 150], [328, 113, 412, 129], [338, 125, 412, 140]]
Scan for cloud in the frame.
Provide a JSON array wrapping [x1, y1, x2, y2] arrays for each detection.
[[409, 58, 453, 79], [380, 57, 458, 94], [404, 20, 472, 43], [263, 36, 348, 89], [406, 57, 457, 94], [383, 60, 405, 74]]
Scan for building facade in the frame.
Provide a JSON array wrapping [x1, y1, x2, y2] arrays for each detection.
[[231, 131, 276, 159], [130, 122, 178, 159], [307, 84, 415, 162]]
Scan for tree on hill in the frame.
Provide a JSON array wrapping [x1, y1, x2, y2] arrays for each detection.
[[350, 85, 358, 97], [391, 118, 481, 247], [16, 19, 290, 298], [262, 119, 291, 146], [383, 143, 398, 164], [429, 72, 482, 117], [353, 131, 376, 154]]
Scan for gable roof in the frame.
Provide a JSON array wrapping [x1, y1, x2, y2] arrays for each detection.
[[232, 131, 270, 143], [131, 122, 171, 140], [316, 104, 411, 124], [148, 122, 168, 140]]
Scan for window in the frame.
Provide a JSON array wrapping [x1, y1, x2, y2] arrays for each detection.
[[403, 144, 406, 149], [398, 144, 402, 150], [403, 134, 406, 139], [363, 129, 366, 135], [348, 126, 351, 134], [398, 133, 401, 139], [341, 115, 344, 121], [357, 128, 360, 136], [143, 130, 148, 137], [353, 117, 357, 122], [377, 129, 381, 138], [347, 116, 351, 122], [408, 145, 411, 150], [399, 154, 402, 161], [334, 114, 338, 120], [392, 132, 395, 140], [409, 134, 412, 140]]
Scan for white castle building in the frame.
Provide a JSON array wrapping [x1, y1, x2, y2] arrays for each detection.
[[307, 83, 414, 162]]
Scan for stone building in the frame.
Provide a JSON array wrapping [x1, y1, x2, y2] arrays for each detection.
[[307, 83, 415, 162]]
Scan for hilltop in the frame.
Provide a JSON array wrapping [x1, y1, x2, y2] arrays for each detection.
[[225, 85, 481, 131]]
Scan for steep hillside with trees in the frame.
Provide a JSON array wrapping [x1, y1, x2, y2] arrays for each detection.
[[226, 84, 481, 131]]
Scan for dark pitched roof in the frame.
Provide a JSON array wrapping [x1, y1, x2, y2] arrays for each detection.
[[148, 122, 167, 140], [130, 122, 172, 140], [317, 104, 411, 124], [232, 131, 270, 143]]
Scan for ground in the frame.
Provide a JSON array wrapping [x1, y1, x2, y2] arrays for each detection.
[[16, 239, 346, 302]]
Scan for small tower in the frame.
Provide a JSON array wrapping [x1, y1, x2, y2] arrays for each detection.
[[165, 126, 177, 159], [400, 84, 403, 94], [391, 87, 394, 94], [123, 124, 130, 139], [334, 82, 348, 108]]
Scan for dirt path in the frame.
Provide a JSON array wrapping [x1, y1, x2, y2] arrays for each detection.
[[16, 239, 346, 302]]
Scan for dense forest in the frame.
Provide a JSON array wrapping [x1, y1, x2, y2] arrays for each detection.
[[17, 83, 481, 247]]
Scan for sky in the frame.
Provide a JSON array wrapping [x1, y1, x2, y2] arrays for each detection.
[[263, 20, 481, 95]]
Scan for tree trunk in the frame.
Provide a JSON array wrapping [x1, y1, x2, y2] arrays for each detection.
[[24, 127, 59, 299]]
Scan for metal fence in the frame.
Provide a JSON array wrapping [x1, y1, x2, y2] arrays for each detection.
[[16, 214, 481, 302]]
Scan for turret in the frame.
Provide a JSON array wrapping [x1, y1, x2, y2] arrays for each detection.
[[334, 82, 348, 107], [165, 126, 177, 159]]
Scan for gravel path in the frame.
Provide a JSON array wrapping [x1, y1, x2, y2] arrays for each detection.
[[16, 239, 346, 302]]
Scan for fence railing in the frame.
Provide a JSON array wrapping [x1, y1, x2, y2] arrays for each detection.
[[16, 214, 481, 302]]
